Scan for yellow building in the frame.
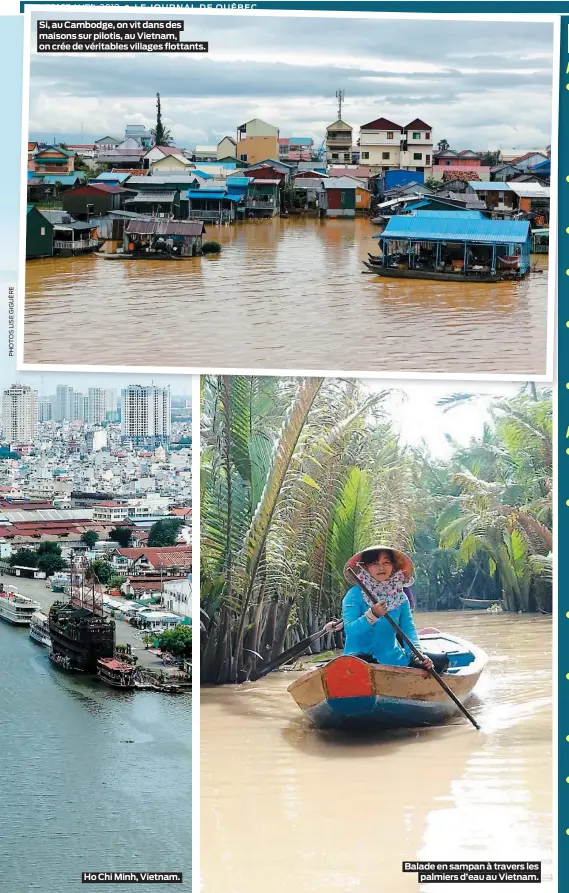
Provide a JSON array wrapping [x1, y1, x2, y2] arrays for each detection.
[[236, 118, 279, 165]]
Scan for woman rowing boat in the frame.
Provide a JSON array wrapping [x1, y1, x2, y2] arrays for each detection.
[[342, 546, 449, 673]]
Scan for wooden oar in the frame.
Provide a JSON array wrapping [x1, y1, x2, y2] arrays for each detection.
[[346, 568, 480, 730], [249, 620, 344, 681]]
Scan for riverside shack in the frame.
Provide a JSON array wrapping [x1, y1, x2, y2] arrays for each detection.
[[369, 215, 531, 281], [123, 219, 206, 257]]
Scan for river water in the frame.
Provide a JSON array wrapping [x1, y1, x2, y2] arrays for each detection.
[[200, 612, 552, 893], [23, 219, 548, 375], [0, 620, 192, 890]]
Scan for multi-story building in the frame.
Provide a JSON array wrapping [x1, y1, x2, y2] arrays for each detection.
[[72, 392, 88, 422], [38, 397, 53, 423], [92, 501, 130, 524], [124, 124, 153, 148], [2, 384, 38, 444], [325, 119, 353, 164], [88, 388, 108, 425], [53, 385, 74, 422], [359, 116, 433, 174], [236, 119, 279, 166], [121, 385, 171, 447]]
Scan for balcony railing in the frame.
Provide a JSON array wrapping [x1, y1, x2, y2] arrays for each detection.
[[187, 209, 234, 221], [246, 199, 276, 209], [54, 238, 99, 250]]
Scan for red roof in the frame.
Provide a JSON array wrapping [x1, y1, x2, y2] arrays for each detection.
[[117, 547, 192, 568], [94, 501, 128, 508], [511, 151, 548, 164], [361, 117, 402, 131], [405, 119, 432, 130], [327, 167, 372, 179], [98, 658, 133, 671]]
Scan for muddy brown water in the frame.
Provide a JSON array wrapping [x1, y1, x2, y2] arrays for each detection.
[[24, 219, 548, 375], [200, 612, 552, 893]]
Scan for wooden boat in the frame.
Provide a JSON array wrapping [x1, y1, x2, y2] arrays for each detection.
[[97, 657, 136, 689], [459, 597, 503, 609], [95, 252, 195, 262], [288, 629, 487, 730], [363, 262, 501, 283]]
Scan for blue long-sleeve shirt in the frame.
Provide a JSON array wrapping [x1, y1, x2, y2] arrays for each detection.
[[342, 585, 420, 666]]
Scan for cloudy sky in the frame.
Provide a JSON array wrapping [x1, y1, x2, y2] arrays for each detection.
[[29, 13, 554, 150], [363, 379, 523, 459]]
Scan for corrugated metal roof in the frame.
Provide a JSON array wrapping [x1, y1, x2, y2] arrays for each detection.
[[28, 174, 84, 186], [411, 210, 485, 219], [125, 191, 177, 203], [225, 177, 250, 187], [94, 172, 131, 183], [124, 219, 205, 236], [293, 179, 324, 190], [378, 216, 530, 244], [186, 190, 227, 200], [322, 177, 366, 189], [507, 182, 550, 198], [467, 181, 512, 192]]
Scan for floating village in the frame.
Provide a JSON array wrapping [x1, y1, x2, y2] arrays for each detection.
[[26, 95, 550, 283], [0, 384, 192, 693]]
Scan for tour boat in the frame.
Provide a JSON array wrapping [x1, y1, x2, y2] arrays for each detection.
[[0, 589, 41, 625], [29, 610, 51, 647], [287, 629, 487, 730], [97, 657, 136, 690]]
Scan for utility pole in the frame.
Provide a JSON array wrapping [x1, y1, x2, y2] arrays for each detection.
[[336, 89, 345, 121]]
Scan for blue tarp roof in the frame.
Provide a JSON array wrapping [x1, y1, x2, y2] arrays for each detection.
[[225, 177, 250, 187], [225, 193, 244, 202], [376, 216, 530, 244], [411, 210, 485, 219], [531, 158, 550, 173], [192, 170, 214, 179]]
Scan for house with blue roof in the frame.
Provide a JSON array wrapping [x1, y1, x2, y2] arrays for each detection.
[[186, 184, 244, 223], [370, 215, 531, 281]]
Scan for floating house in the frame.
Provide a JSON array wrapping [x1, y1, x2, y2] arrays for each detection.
[[186, 186, 243, 223], [62, 183, 135, 218], [507, 182, 550, 223], [369, 215, 531, 281], [123, 219, 206, 258], [26, 205, 53, 259], [465, 181, 516, 213], [124, 188, 182, 218], [53, 221, 99, 256], [319, 177, 371, 217], [245, 179, 280, 217]]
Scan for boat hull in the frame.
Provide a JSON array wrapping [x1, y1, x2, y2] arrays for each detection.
[[363, 263, 501, 283], [288, 633, 487, 731]]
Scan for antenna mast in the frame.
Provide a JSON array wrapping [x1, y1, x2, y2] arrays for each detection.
[[336, 89, 345, 121]]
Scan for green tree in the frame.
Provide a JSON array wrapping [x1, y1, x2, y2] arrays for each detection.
[[481, 150, 501, 167], [158, 625, 192, 657], [109, 527, 133, 548], [36, 542, 66, 576], [108, 574, 127, 590], [151, 92, 172, 146], [81, 531, 99, 548], [9, 548, 39, 568], [437, 138, 450, 152], [148, 518, 185, 547], [89, 560, 114, 585]]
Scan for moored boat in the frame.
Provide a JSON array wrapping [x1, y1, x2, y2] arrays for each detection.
[[29, 610, 51, 647], [0, 588, 41, 625], [459, 597, 503, 609], [97, 657, 136, 689], [288, 629, 487, 730]]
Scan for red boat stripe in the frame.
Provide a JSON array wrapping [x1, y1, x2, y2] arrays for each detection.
[[325, 657, 373, 698]]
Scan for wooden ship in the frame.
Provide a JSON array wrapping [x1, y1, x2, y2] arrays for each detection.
[[48, 558, 115, 673]]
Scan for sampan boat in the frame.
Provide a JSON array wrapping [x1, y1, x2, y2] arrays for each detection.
[[287, 629, 487, 730]]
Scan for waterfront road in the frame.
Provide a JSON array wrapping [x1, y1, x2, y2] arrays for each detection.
[[1, 574, 172, 671]]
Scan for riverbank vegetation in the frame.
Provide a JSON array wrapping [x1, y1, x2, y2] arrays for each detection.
[[201, 376, 552, 683]]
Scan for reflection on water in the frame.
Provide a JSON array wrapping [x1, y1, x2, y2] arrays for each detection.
[[24, 219, 548, 374], [200, 612, 552, 893], [0, 624, 191, 891]]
